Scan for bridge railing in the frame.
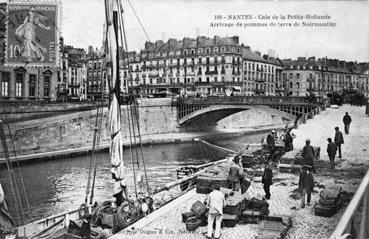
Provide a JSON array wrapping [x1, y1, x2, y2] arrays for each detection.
[[329, 168, 369, 239], [177, 96, 324, 105]]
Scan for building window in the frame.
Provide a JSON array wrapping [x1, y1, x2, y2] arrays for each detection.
[[29, 74, 36, 97], [198, 48, 202, 54], [183, 50, 188, 55], [206, 48, 210, 54], [191, 49, 195, 55], [221, 47, 225, 53], [1, 72, 9, 97], [44, 75, 50, 97], [15, 73, 24, 97], [214, 47, 218, 53]]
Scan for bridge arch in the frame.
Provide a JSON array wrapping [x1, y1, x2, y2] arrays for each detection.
[[179, 104, 296, 126]]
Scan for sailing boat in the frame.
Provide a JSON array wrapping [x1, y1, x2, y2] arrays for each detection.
[[0, 0, 191, 237]]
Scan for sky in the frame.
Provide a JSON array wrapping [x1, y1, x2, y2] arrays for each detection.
[[59, 0, 369, 62]]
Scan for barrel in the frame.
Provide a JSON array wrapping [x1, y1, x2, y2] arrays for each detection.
[[190, 201, 207, 217]]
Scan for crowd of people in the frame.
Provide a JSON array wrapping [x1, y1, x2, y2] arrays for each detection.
[[205, 111, 354, 238]]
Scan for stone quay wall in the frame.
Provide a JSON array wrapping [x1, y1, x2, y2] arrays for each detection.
[[2, 98, 180, 157], [1, 98, 292, 158], [0, 101, 102, 123]]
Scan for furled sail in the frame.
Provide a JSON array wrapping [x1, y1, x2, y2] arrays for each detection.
[[104, 0, 127, 200]]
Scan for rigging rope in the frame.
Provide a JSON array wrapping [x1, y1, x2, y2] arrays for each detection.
[[115, 0, 139, 199], [125, 0, 151, 42], [89, 86, 106, 204], [118, 0, 150, 195], [2, 110, 33, 220], [0, 119, 24, 225], [85, 102, 102, 204]]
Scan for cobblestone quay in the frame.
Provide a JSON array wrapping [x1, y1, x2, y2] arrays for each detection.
[[111, 105, 369, 239]]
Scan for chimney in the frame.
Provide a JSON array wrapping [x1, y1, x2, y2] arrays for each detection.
[[144, 41, 154, 50], [155, 40, 164, 49], [214, 36, 220, 45], [263, 54, 269, 60], [308, 56, 315, 62], [255, 51, 261, 56], [183, 37, 192, 47], [297, 57, 306, 61], [232, 36, 239, 44]]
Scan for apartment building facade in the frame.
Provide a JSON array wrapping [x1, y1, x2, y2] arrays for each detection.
[[283, 57, 369, 97], [242, 47, 283, 96], [128, 36, 243, 96]]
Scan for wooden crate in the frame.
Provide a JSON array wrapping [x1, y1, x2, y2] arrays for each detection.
[[278, 164, 292, 173], [222, 214, 238, 227]]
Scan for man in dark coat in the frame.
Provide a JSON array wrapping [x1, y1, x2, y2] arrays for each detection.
[[262, 162, 273, 200], [327, 138, 337, 169], [298, 166, 314, 208], [302, 139, 315, 172], [283, 129, 294, 152], [266, 130, 276, 160], [343, 112, 352, 135], [80, 214, 92, 239], [334, 127, 344, 158]]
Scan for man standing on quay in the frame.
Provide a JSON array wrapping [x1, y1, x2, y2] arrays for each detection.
[[206, 184, 226, 239], [343, 112, 352, 135], [302, 139, 316, 172], [298, 166, 315, 208], [334, 127, 344, 158], [262, 162, 273, 200], [327, 138, 337, 169]]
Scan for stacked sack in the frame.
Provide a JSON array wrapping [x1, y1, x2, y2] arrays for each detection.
[[314, 185, 343, 217]]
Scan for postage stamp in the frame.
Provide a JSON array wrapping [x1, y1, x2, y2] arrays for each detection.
[[5, 1, 60, 67]]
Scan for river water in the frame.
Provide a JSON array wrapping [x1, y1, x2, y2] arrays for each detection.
[[0, 132, 266, 224]]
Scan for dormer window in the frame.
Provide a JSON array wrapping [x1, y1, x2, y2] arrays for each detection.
[[183, 49, 188, 55]]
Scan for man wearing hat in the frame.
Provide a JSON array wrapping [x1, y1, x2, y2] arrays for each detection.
[[266, 130, 276, 160], [302, 139, 316, 172], [334, 127, 344, 158], [298, 166, 315, 208], [327, 138, 337, 169]]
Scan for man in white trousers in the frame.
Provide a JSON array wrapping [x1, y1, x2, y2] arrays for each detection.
[[206, 184, 226, 239]]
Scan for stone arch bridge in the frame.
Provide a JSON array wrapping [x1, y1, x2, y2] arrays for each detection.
[[176, 96, 326, 127]]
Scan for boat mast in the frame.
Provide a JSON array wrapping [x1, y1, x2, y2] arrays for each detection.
[[104, 0, 127, 198]]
